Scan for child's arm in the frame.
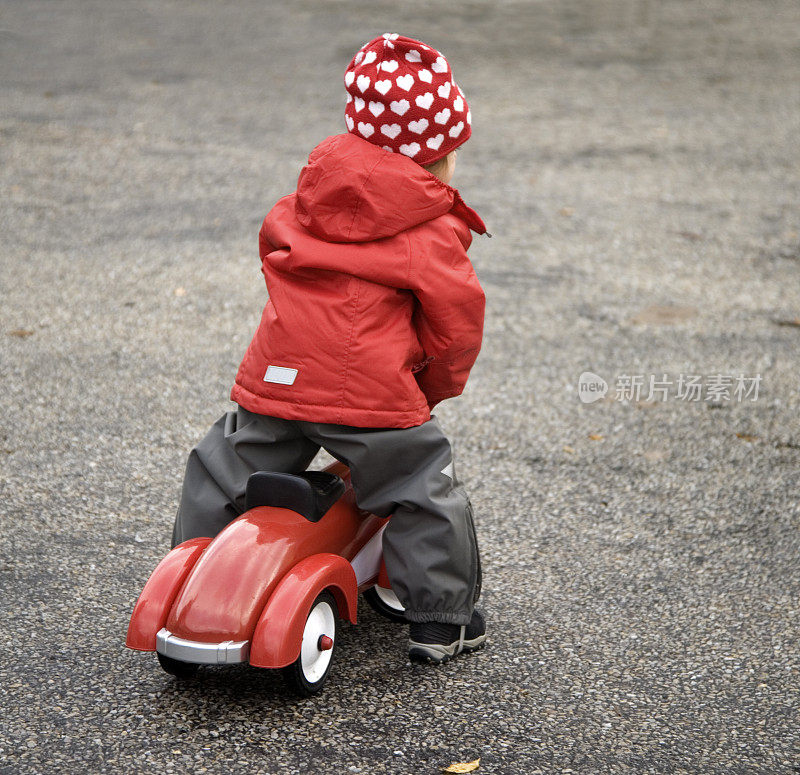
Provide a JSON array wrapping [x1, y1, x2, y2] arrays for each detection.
[[408, 215, 485, 409]]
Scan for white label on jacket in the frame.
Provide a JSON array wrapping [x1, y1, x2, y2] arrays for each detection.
[[441, 460, 454, 480], [264, 365, 298, 385]]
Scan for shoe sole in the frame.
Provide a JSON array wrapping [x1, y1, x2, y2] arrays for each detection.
[[408, 633, 487, 664]]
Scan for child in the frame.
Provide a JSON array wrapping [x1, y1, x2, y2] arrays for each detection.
[[171, 33, 488, 663]]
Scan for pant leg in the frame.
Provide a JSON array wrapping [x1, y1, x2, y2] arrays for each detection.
[[171, 407, 321, 547], [297, 415, 481, 625]]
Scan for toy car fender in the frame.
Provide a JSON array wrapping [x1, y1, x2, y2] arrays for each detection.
[[125, 537, 211, 651], [249, 552, 357, 668]]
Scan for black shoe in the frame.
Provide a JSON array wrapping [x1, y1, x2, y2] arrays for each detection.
[[408, 609, 487, 664]]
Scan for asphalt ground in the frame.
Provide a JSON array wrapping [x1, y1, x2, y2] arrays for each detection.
[[1, 1, 799, 773]]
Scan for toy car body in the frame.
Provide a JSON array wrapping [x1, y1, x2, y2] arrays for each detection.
[[126, 461, 405, 694]]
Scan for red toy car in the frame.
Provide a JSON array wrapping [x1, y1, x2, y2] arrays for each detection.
[[126, 462, 406, 695]]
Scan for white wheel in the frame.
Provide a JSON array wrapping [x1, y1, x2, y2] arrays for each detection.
[[364, 584, 407, 623], [300, 597, 336, 682], [375, 585, 404, 612], [282, 591, 338, 696]]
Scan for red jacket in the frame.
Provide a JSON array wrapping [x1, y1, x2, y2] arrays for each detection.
[[231, 133, 487, 428]]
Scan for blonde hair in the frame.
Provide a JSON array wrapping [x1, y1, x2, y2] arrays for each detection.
[[422, 149, 456, 183], [422, 156, 449, 179]]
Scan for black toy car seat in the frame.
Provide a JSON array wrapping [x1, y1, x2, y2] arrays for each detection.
[[244, 471, 346, 523]]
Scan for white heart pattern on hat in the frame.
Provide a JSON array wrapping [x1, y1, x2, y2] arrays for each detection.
[[426, 134, 444, 150], [390, 99, 410, 115], [396, 74, 414, 91], [399, 142, 421, 157], [380, 123, 402, 139], [344, 34, 471, 164]]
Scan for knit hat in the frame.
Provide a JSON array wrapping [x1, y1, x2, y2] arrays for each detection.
[[343, 33, 472, 166]]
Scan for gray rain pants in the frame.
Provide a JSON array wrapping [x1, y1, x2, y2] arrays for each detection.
[[171, 406, 482, 625]]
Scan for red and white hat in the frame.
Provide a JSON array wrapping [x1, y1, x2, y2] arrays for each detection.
[[343, 33, 472, 166]]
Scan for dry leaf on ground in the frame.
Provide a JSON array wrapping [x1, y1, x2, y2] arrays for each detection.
[[8, 329, 34, 338], [588, 433, 604, 441], [441, 759, 480, 773], [773, 317, 800, 328], [630, 304, 697, 325]]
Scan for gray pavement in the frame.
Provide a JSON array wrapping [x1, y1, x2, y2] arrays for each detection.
[[1, 1, 799, 773]]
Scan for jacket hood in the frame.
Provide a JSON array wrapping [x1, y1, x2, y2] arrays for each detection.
[[294, 133, 486, 243]]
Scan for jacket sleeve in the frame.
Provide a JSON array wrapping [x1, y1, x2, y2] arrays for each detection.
[[407, 215, 486, 408], [259, 216, 274, 263]]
